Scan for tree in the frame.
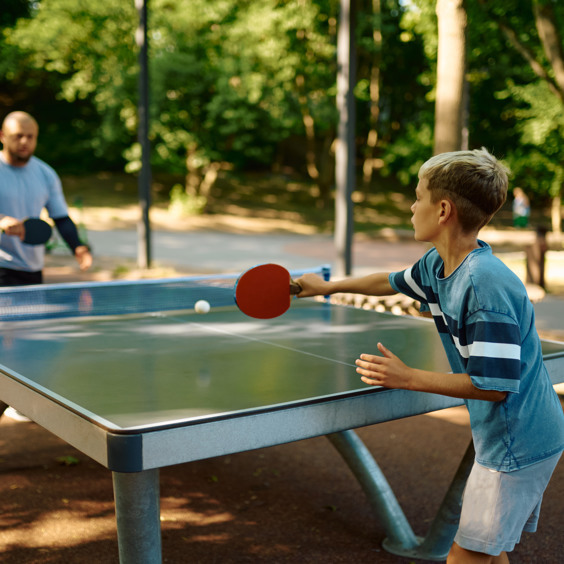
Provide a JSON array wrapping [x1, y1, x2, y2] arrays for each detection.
[[2, 0, 138, 170], [433, 0, 467, 154], [477, 1, 564, 233], [359, 0, 383, 187], [354, 0, 433, 189], [146, 0, 340, 206]]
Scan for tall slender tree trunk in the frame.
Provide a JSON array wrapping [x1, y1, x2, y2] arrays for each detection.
[[295, 73, 320, 184], [362, 0, 382, 187], [534, 0, 564, 234], [433, 0, 467, 155]]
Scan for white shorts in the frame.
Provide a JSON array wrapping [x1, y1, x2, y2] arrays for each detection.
[[454, 451, 562, 555]]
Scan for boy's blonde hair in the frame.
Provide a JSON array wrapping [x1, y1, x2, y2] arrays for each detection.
[[419, 147, 509, 232]]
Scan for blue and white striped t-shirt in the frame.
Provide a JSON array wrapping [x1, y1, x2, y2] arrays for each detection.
[[389, 241, 564, 471]]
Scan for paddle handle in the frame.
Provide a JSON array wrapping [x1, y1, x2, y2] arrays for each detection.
[[290, 280, 302, 295]]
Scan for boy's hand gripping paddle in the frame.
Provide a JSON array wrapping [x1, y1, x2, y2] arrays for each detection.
[[1, 218, 53, 245], [234, 263, 302, 319]]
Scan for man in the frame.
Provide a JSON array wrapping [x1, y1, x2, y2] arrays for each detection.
[[0, 111, 92, 285], [0, 111, 93, 420]]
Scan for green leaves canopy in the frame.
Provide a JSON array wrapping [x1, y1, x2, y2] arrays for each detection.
[[1, 0, 564, 205]]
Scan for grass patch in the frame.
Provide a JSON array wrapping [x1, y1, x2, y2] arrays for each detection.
[[60, 170, 419, 234], [59, 169, 550, 235]]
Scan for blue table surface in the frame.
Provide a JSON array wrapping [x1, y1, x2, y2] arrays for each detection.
[[1, 278, 563, 434], [0, 299, 459, 429]]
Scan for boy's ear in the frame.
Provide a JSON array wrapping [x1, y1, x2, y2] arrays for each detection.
[[438, 199, 454, 224]]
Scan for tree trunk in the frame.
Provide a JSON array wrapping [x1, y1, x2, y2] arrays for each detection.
[[550, 166, 563, 236], [317, 131, 336, 205], [362, 0, 382, 187], [295, 73, 320, 184], [551, 195, 561, 236], [534, 1, 564, 235], [533, 1, 564, 98], [433, 0, 467, 155]]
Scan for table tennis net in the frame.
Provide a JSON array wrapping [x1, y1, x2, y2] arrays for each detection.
[[0, 266, 330, 321]]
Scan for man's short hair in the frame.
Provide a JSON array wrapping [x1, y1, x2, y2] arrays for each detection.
[[419, 148, 509, 232], [2, 111, 38, 131]]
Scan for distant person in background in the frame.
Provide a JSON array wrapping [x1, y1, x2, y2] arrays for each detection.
[[512, 187, 530, 228], [0, 111, 92, 285], [0, 110, 93, 421]]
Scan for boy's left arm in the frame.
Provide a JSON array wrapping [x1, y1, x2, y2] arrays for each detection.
[[355, 342, 507, 402]]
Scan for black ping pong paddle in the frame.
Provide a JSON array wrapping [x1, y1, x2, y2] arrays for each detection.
[[234, 263, 302, 319], [1, 218, 53, 245], [22, 218, 53, 245]]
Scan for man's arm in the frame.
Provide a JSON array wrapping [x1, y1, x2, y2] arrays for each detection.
[[356, 342, 508, 402], [53, 216, 92, 271], [295, 272, 397, 298]]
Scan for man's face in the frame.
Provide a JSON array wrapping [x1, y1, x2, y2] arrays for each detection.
[[0, 118, 38, 166]]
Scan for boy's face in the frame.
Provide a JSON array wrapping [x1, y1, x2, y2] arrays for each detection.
[[410, 177, 442, 242]]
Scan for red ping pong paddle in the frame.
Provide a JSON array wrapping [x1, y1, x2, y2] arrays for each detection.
[[234, 263, 302, 319]]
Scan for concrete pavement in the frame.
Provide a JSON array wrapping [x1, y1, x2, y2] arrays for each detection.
[[83, 229, 430, 276]]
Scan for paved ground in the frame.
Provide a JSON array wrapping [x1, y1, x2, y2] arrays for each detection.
[[1, 219, 564, 563]]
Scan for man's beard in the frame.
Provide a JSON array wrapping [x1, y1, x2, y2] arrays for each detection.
[[8, 149, 32, 165]]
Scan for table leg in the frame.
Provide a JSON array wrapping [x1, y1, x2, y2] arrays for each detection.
[[327, 430, 421, 550], [112, 469, 162, 564], [328, 430, 474, 562], [384, 440, 475, 561]]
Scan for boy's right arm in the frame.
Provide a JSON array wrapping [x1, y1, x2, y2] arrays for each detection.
[[295, 272, 397, 298]]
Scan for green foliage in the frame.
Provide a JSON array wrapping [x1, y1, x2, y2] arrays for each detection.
[[168, 184, 207, 216], [368, 0, 434, 185], [469, 0, 564, 202], [1, 0, 137, 170], [148, 0, 340, 171], [381, 122, 433, 186], [1, 0, 564, 207], [0, 0, 30, 27]]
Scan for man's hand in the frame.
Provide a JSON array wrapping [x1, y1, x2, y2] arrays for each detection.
[[74, 245, 92, 271], [0, 216, 25, 240]]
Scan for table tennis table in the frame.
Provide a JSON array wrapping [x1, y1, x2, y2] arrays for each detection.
[[0, 268, 563, 564]]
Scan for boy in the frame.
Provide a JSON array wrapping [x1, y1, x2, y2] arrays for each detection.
[[296, 148, 564, 563]]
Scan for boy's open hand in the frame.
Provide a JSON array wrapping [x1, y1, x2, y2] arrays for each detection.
[[355, 343, 414, 389]]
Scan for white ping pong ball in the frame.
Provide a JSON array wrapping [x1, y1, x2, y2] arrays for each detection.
[[195, 300, 211, 314]]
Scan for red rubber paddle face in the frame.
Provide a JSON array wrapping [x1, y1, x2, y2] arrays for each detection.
[[234, 264, 297, 319]]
